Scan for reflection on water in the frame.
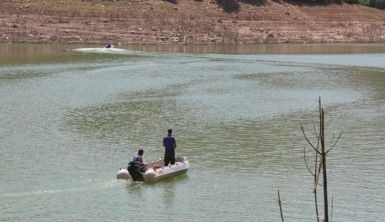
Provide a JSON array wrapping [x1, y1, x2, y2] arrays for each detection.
[[121, 43, 385, 54], [1, 43, 385, 222], [0, 71, 49, 81], [2, 43, 385, 65]]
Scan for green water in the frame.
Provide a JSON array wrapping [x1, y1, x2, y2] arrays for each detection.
[[1, 43, 385, 221]]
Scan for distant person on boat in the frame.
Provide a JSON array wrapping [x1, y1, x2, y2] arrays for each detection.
[[163, 129, 177, 166], [105, 42, 113, 48]]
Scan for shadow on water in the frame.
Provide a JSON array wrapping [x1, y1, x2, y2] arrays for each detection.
[[125, 174, 189, 206], [0, 71, 49, 81], [154, 174, 189, 206], [126, 181, 143, 193], [126, 173, 189, 191], [0, 62, 129, 83]]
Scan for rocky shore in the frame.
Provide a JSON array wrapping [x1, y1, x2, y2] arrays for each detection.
[[1, 0, 385, 45]]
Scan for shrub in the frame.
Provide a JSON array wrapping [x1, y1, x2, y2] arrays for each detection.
[[369, 0, 385, 9], [216, 0, 240, 12], [162, 0, 178, 4], [344, 0, 360, 3], [240, 0, 267, 6]]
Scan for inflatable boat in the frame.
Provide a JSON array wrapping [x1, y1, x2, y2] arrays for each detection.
[[105, 43, 114, 48], [117, 156, 189, 183]]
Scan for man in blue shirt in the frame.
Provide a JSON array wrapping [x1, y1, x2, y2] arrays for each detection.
[[163, 129, 177, 166]]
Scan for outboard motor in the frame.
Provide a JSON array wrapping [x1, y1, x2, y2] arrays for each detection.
[[127, 161, 144, 181]]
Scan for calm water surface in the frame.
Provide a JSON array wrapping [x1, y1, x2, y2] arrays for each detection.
[[1, 43, 385, 221]]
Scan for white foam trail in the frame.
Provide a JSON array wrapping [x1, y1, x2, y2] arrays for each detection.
[[1, 179, 125, 197], [1, 189, 72, 197], [73, 47, 130, 54]]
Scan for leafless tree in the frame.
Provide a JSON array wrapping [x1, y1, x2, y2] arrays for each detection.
[[278, 97, 342, 222], [301, 97, 342, 222]]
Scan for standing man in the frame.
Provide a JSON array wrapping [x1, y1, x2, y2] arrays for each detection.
[[163, 129, 176, 166]]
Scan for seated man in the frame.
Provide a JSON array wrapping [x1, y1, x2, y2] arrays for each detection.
[[131, 149, 146, 172], [127, 149, 146, 181]]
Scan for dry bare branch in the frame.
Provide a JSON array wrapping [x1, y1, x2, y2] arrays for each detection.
[[304, 146, 315, 176], [314, 186, 320, 222], [313, 124, 320, 142], [315, 159, 323, 187], [278, 190, 285, 222], [330, 133, 335, 147], [301, 124, 322, 155], [326, 130, 343, 154], [314, 143, 321, 222], [330, 196, 334, 222]]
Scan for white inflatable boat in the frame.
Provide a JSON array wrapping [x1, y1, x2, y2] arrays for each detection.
[[117, 156, 189, 183]]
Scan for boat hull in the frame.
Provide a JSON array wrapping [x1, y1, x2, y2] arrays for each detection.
[[117, 156, 189, 183], [116, 168, 131, 180]]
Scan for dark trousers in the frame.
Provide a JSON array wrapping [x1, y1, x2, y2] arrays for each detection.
[[164, 149, 175, 166], [127, 162, 144, 181]]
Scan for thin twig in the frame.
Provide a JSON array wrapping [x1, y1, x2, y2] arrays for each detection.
[[314, 140, 320, 222], [315, 159, 323, 187], [313, 123, 321, 156], [278, 190, 285, 222], [314, 185, 320, 222], [301, 124, 321, 155], [331, 196, 334, 222], [314, 176, 320, 222], [326, 130, 343, 154], [304, 146, 315, 176], [313, 124, 320, 142], [330, 134, 335, 148]]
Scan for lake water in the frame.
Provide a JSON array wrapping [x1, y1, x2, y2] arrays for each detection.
[[1, 43, 385, 221]]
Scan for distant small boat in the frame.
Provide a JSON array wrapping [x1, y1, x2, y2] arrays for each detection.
[[117, 156, 190, 183], [105, 43, 114, 49]]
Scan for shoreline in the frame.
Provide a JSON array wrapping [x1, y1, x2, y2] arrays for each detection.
[[2, 42, 385, 57], [2, 40, 385, 45]]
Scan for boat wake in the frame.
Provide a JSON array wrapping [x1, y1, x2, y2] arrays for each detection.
[[73, 47, 130, 54], [0, 179, 122, 197]]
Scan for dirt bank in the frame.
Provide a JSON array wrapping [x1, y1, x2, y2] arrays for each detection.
[[1, 0, 385, 44]]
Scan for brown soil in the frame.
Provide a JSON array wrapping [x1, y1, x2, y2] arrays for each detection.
[[1, 0, 385, 44]]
